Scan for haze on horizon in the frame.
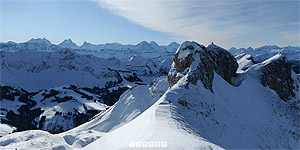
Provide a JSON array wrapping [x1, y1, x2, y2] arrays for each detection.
[[1, 0, 299, 49]]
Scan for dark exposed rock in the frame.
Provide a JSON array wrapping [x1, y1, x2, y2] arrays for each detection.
[[42, 89, 59, 101], [124, 73, 143, 83], [79, 86, 129, 106], [73, 109, 99, 128], [206, 43, 238, 84], [38, 116, 46, 129], [0, 86, 21, 101], [168, 42, 199, 87], [187, 51, 216, 92], [2, 107, 44, 132], [173, 53, 195, 73], [100, 87, 129, 106], [260, 56, 297, 101], [290, 60, 300, 74], [51, 96, 74, 103]]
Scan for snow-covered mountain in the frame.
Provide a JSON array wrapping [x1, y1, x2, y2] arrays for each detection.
[[1, 48, 173, 90], [1, 41, 299, 149], [0, 38, 178, 136], [0, 38, 60, 51], [229, 45, 300, 74], [59, 39, 79, 49]]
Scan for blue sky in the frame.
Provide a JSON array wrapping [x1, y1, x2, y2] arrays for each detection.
[[1, 0, 299, 48]]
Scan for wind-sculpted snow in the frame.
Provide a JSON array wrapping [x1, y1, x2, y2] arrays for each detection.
[[235, 53, 256, 73]]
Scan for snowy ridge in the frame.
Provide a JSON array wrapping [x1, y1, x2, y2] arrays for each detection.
[[69, 77, 169, 133], [229, 45, 300, 73], [235, 53, 256, 73]]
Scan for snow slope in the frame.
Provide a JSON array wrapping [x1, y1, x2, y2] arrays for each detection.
[[0, 77, 172, 149], [85, 93, 223, 150]]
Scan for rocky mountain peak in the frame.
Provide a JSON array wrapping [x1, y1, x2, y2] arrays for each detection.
[[206, 42, 238, 84], [168, 41, 238, 92], [168, 41, 213, 89]]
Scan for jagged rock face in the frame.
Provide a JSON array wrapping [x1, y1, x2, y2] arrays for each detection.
[[260, 56, 297, 101], [168, 41, 210, 88], [187, 50, 216, 92], [168, 41, 238, 92], [168, 53, 195, 87], [207, 44, 238, 84]]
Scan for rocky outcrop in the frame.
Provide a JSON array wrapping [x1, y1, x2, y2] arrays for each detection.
[[206, 43, 238, 84], [168, 41, 238, 92], [259, 54, 298, 102], [187, 50, 216, 92]]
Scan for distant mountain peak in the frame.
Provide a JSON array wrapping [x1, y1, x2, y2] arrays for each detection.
[[149, 41, 158, 45], [27, 38, 52, 45], [137, 41, 149, 45], [168, 42, 179, 46], [82, 41, 89, 46], [59, 39, 79, 49], [207, 42, 220, 50]]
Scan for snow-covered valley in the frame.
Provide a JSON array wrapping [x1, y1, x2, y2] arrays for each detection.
[[0, 39, 299, 149]]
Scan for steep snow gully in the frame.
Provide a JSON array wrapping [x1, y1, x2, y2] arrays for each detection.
[[0, 41, 299, 150]]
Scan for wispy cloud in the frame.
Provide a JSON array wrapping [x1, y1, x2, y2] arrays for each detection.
[[92, 0, 299, 48]]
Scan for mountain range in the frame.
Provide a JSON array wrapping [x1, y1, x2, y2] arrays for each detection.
[[0, 39, 299, 149], [0, 39, 178, 135], [0, 38, 179, 53]]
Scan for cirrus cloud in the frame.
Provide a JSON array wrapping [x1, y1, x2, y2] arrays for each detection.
[[92, 0, 299, 48]]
